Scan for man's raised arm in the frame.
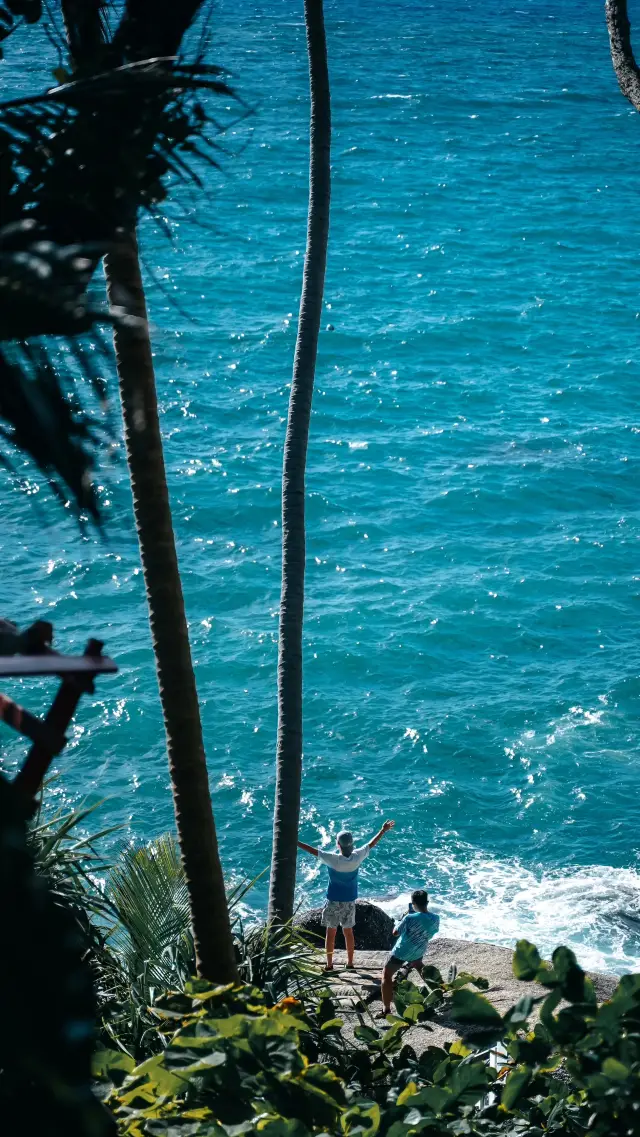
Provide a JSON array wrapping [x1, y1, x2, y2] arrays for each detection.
[[367, 819, 395, 849], [297, 840, 319, 857]]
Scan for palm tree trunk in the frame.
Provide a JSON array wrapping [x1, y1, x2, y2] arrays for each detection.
[[606, 0, 640, 111], [104, 233, 237, 983], [268, 0, 331, 925]]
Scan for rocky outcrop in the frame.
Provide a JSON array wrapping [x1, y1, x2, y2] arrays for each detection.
[[294, 900, 395, 950]]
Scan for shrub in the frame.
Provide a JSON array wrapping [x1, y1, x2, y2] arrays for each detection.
[[96, 942, 640, 1137]]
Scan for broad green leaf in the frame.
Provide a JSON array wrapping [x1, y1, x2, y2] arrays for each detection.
[[354, 1024, 380, 1043], [539, 988, 562, 1027], [194, 1013, 250, 1039], [369, 1019, 409, 1054], [256, 1119, 310, 1137], [549, 946, 586, 1002], [449, 1040, 472, 1058], [402, 1003, 424, 1024], [450, 988, 503, 1027], [513, 940, 542, 982], [181, 1050, 226, 1074], [506, 994, 535, 1026], [602, 1057, 630, 1082], [303, 1063, 348, 1105], [396, 1080, 419, 1106], [449, 1060, 490, 1101], [546, 1006, 588, 1045], [411, 1086, 451, 1115], [501, 1066, 531, 1110], [117, 1083, 162, 1108], [185, 979, 236, 1001], [341, 1100, 380, 1135], [92, 1047, 135, 1078], [585, 1073, 611, 1099], [450, 972, 489, 991], [420, 964, 443, 985], [251, 1013, 302, 1040], [131, 1053, 186, 1095], [320, 1017, 344, 1032]]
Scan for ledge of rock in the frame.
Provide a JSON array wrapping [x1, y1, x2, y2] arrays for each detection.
[[321, 940, 619, 1053], [294, 900, 395, 950]]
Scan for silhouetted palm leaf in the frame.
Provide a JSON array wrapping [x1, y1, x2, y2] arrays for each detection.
[[0, 1, 239, 516]]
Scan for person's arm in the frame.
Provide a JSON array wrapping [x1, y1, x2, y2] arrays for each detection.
[[367, 819, 395, 850], [297, 841, 319, 857], [392, 914, 406, 938]]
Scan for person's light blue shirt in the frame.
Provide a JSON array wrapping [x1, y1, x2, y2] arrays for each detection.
[[393, 910, 440, 961]]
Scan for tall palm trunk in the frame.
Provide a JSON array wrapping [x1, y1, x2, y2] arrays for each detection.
[[104, 234, 237, 983], [268, 0, 331, 925], [606, 0, 640, 110], [60, 0, 238, 984]]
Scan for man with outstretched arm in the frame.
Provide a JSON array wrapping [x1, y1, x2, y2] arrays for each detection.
[[298, 819, 395, 970]]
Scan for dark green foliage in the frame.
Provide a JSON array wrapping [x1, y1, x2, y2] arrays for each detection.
[[96, 940, 640, 1136], [32, 823, 317, 1061], [22, 807, 640, 1135]]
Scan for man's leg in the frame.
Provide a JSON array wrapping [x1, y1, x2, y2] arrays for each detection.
[[381, 962, 395, 1013], [344, 926, 355, 966], [325, 927, 337, 969]]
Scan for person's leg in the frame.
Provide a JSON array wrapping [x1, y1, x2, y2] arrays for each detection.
[[325, 927, 337, 969], [341, 902, 356, 966], [321, 902, 338, 969], [380, 956, 401, 1013]]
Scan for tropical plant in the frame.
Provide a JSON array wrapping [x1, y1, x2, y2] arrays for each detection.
[[57, 0, 239, 984], [269, 0, 332, 926], [99, 836, 332, 1058], [96, 942, 640, 1137], [27, 796, 117, 975], [236, 920, 329, 1006], [27, 819, 315, 1059]]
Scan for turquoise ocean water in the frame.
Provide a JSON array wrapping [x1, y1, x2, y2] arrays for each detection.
[[1, 0, 640, 972]]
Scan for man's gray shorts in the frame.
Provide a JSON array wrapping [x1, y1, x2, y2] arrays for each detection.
[[322, 900, 356, 928]]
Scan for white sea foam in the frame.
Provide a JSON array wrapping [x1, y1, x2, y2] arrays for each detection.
[[378, 857, 640, 974]]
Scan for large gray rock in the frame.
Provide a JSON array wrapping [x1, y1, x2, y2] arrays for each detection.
[[294, 900, 395, 950]]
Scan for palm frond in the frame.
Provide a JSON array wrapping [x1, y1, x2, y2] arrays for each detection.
[[107, 833, 194, 990], [0, 3, 242, 517], [236, 921, 328, 1006], [27, 797, 117, 993]]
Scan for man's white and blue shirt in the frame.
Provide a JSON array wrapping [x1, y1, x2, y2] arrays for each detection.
[[317, 846, 369, 901]]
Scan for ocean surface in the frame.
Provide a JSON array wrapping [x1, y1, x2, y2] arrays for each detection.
[[1, 0, 639, 973]]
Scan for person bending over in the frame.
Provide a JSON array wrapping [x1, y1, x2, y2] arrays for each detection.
[[298, 820, 395, 970], [380, 888, 440, 1015]]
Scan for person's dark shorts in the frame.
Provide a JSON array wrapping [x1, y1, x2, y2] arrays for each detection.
[[383, 953, 423, 976]]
